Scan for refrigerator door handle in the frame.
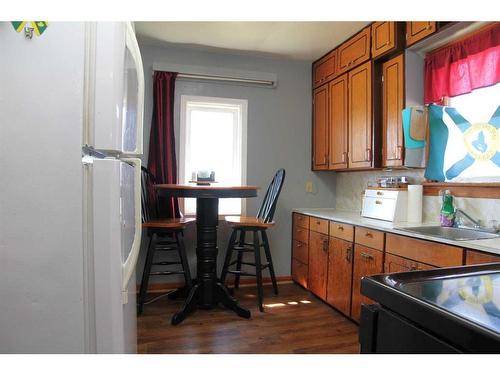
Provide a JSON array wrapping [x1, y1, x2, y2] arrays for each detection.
[[125, 22, 144, 155], [121, 157, 142, 303]]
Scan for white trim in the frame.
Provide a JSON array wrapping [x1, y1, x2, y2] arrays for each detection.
[[179, 95, 248, 216]]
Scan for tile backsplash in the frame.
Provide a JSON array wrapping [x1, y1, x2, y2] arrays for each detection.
[[335, 169, 500, 228]]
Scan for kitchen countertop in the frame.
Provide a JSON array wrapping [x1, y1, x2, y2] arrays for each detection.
[[293, 208, 500, 256]]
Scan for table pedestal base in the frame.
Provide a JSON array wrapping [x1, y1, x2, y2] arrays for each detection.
[[170, 197, 251, 325], [171, 281, 250, 325]]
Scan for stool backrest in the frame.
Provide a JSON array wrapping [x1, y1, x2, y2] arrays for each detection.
[[256, 169, 285, 223], [141, 167, 159, 222]]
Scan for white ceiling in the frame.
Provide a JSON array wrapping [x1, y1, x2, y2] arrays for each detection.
[[135, 22, 370, 61]]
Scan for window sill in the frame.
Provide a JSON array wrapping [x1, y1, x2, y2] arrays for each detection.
[[423, 182, 500, 199]]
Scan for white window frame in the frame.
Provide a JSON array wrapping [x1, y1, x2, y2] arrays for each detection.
[[179, 95, 248, 217]]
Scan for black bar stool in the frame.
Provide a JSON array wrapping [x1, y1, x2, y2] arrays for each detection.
[[220, 169, 285, 312], [137, 167, 194, 315]]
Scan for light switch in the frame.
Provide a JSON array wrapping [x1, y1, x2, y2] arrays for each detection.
[[305, 181, 313, 193]]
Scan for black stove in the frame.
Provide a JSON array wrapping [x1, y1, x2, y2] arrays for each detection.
[[359, 263, 500, 353]]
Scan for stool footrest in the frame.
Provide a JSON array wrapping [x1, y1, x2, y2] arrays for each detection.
[[153, 261, 182, 266], [227, 270, 256, 277], [150, 271, 185, 276]]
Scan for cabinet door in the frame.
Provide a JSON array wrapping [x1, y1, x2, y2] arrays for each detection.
[[406, 22, 436, 46], [328, 74, 349, 169], [382, 54, 405, 167], [337, 27, 371, 76], [308, 231, 329, 300], [292, 259, 308, 289], [351, 244, 383, 321], [313, 51, 337, 88], [348, 61, 373, 169], [327, 238, 354, 316], [371, 22, 396, 59], [312, 85, 329, 170]]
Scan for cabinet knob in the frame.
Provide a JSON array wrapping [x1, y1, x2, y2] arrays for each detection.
[[365, 232, 373, 238], [338, 225, 344, 231]]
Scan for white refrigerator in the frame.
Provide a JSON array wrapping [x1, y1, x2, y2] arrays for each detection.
[[0, 22, 144, 353]]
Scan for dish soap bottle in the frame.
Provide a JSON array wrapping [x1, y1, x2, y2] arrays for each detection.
[[440, 190, 455, 227]]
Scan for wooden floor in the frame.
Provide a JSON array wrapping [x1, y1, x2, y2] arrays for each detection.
[[137, 283, 360, 354]]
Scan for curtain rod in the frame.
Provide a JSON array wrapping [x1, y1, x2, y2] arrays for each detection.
[[153, 70, 275, 87]]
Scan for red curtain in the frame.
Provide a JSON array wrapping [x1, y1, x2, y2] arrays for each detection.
[[147, 71, 180, 219], [424, 23, 500, 104]]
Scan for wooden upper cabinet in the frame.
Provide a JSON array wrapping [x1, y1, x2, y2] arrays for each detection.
[[372, 22, 397, 59], [337, 27, 371, 76], [327, 237, 354, 316], [348, 61, 373, 169], [406, 22, 436, 46], [313, 50, 337, 88], [328, 74, 349, 169], [351, 244, 383, 321], [382, 53, 405, 167], [312, 85, 329, 170], [308, 231, 329, 300]]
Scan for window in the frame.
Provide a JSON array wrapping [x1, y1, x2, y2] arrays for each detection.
[[179, 95, 247, 216], [448, 83, 500, 124]]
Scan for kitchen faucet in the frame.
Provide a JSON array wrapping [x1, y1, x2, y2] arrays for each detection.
[[454, 208, 498, 233]]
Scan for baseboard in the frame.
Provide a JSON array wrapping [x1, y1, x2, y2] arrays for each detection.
[[137, 276, 293, 294]]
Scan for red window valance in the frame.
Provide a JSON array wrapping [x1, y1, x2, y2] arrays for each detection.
[[424, 23, 500, 104]]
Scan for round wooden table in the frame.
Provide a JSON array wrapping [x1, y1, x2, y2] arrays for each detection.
[[155, 183, 258, 325]]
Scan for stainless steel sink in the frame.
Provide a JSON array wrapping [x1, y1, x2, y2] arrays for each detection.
[[398, 226, 500, 241]]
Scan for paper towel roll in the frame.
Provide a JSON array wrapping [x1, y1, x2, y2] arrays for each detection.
[[407, 185, 423, 223]]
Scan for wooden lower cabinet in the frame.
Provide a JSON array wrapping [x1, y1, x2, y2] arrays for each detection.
[[292, 258, 308, 289], [351, 244, 384, 321], [384, 253, 435, 273], [465, 250, 500, 265], [308, 231, 329, 300], [326, 237, 354, 316]]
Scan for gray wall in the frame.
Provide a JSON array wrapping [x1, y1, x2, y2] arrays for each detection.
[[137, 42, 336, 284]]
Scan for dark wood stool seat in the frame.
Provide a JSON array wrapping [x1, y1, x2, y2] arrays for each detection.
[[225, 216, 275, 229], [142, 217, 195, 229], [137, 167, 194, 316], [220, 169, 285, 312]]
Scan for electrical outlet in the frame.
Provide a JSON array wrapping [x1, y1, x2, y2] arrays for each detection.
[[305, 181, 313, 193]]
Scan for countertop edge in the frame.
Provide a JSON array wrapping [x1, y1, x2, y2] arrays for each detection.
[[292, 208, 500, 256]]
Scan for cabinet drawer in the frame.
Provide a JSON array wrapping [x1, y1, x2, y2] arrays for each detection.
[[294, 213, 310, 230], [313, 50, 337, 88], [337, 27, 371, 75], [310, 217, 329, 235], [330, 221, 354, 242], [465, 250, 500, 265], [386, 233, 463, 268], [292, 240, 309, 264], [292, 259, 308, 289], [355, 227, 385, 251], [384, 253, 436, 273], [293, 225, 309, 244]]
